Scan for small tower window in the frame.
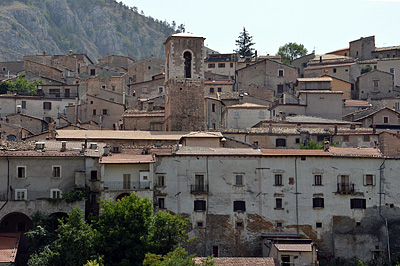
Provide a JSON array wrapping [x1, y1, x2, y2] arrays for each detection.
[[184, 51, 192, 78]]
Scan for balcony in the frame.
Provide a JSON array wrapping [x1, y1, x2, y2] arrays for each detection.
[[336, 183, 355, 194], [190, 184, 209, 194], [103, 181, 152, 190]]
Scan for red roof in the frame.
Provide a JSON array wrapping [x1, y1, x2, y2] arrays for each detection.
[[261, 149, 329, 156], [0, 233, 20, 263], [344, 100, 372, 107], [328, 146, 382, 157], [275, 243, 312, 252]]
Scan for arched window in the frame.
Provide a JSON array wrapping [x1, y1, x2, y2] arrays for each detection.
[[184, 51, 192, 78]]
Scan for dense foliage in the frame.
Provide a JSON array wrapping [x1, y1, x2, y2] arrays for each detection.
[[27, 193, 191, 266], [277, 42, 308, 65], [234, 27, 256, 58], [1, 74, 42, 95], [143, 247, 214, 266]]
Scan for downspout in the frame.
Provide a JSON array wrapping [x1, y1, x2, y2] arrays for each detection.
[[0, 156, 10, 211], [294, 156, 299, 235], [204, 156, 210, 256], [379, 159, 390, 262]]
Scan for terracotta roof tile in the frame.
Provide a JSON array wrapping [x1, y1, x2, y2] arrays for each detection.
[[297, 77, 333, 82], [344, 100, 372, 107], [175, 147, 262, 156], [261, 149, 329, 156], [0, 233, 20, 263], [328, 146, 382, 157], [275, 243, 312, 252], [194, 257, 276, 266], [56, 130, 187, 141]]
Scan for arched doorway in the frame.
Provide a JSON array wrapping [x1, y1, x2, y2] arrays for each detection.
[[116, 193, 130, 201], [0, 212, 32, 233], [183, 51, 192, 78]]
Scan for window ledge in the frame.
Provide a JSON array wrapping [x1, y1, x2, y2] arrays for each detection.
[[274, 208, 284, 210], [312, 184, 323, 186]]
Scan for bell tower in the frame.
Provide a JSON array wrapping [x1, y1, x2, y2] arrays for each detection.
[[164, 33, 206, 131]]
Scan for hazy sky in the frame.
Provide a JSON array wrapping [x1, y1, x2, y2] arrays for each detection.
[[122, 0, 400, 55]]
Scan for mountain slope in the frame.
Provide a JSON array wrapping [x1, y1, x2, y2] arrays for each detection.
[[0, 0, 176, 62]]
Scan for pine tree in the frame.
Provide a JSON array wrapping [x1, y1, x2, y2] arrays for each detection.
[[234, 27, 255, 58]]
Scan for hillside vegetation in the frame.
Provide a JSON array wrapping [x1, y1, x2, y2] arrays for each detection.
[[0, 0, 178, 61]]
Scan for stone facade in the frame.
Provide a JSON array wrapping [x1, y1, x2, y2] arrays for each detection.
[[123, 111, 165, 131], [349, 36, 375, 60], [357, 70, 396, 100]]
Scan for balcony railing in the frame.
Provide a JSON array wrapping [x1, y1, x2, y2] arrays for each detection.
[[104, 181, 152, 190], [337, 183, 355, 194], [190, 184, 209, 194]]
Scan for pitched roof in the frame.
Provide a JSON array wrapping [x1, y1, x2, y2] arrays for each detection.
[[0, 233, 20, 263], [297, 77, 333, 82], [374, 46, 400, 52], [204, 80, 233, 85], [328, 146, 382, 157], [55, 130, 186, 141], [344, 107, 400, 122], [194, 257, 276, 266], [343, 100, 372, 107], [175, 147, 262, 156], [261, 149, 329, 156], [227, 103, 269, 109], [100, 151, 155, 164], [304, 62, 355, 70], [275, 243, 312, 252]]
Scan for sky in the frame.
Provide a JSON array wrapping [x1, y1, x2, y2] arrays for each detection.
[[122, 0, 400, 56]]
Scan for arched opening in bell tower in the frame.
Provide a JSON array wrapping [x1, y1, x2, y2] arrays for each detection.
[[184, 51, 192, 78]]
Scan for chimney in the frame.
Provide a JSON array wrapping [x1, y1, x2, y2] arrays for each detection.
[[103, 146, 109, 156], [255, 50, 258, 61], [61, 141, 66, 152], [323, 140, 330, 152], [373, 124, 376, 134], [297, 123, 301, 131], [69, 50, 73, 55], [43, 51, 47, 55], [319, 56, 322, 63], [334, 124, 338, 135], [16, 105, 21, 114], [148, 102, 154, 111]]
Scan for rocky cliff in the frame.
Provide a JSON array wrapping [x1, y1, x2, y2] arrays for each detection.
[[0, 0, 177, 62]]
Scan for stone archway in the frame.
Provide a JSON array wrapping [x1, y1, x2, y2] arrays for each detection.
[[0, 212, 32, 233], [116, 193, 130, 201]]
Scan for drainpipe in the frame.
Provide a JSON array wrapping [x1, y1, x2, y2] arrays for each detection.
[[379, 159, 390, 262], [204, 156, 210, 256], [0, 156, 10, 211], [294, 157, 299, 235]]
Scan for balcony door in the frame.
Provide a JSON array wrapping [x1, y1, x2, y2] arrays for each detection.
[[195, 174, 205, 192], [123, 174, 131, 189]]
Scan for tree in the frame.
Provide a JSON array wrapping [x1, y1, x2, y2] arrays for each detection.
[[143, 247, 215, 266], [234, 27, 255, 58], [276, 42, 308, 65], [2, 74, 42, 95]]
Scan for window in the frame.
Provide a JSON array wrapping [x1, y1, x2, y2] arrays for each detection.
[[91, 170, 98, 180], [15, 189, 27, 200], [278, 69, 284, 77], [234, 111, 239, 118], [373, 80, 379, 88], [235, 174, 244, 186], [21, 101, 26, 109], [275, 198, 283, 209], [276, 222, 283, 228], [351, 198, 366, 209], [274, 174, 283, 186], [43, 102, 52, 110], [158, 198, 165, 209], [208, 63, 215, 68], [90, 69, 96, 76], [383, 116, 389, 124], [277, 84, 284, 93], [50, 189, 62, 199], [395, 102, 400, 111], [158, 87, 163, 93], [157, 175, 165, 187], [364, 174, 375, 186], [217, 87, 222, 92], [276, 138, 286, 147], [313, 198, 324, 208], [295, 138, 300, 144], [197, 221, 204, 228], [213, 246, 219, 257], [316, 222, 322, 228], [52, 166, 61, 178], [314, 175, 322, 186], [236, 221, 243, 228], [210, 87, 214, 93], [230, 63, 233, 68], [123, 174, 131, 189], [102, 109, 109, 116], [218, 63, 225, 68], [363, 135, 370, 142], [65, 88, 70, 98], [212, 104, 215, 112], [233, 201, 246, 212], [184, 51, 192, 78], [17, 166, 26, 179], [259, 111, 265, 119], [390, 68, 395, 74], [343, 135, 349, 142], [333, 68, 337, 73], [194, 200, 206, 211], [92, 109, 96, 116]]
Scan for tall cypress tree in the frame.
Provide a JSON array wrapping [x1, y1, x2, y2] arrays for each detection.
[[234, 27, 255, 58]]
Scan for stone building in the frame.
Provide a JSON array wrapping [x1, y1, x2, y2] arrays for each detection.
[[164, 33, 206, 131], [236, 58, 298, 98], [349, 36, 375, 60], [357, 70, 397, 100]]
